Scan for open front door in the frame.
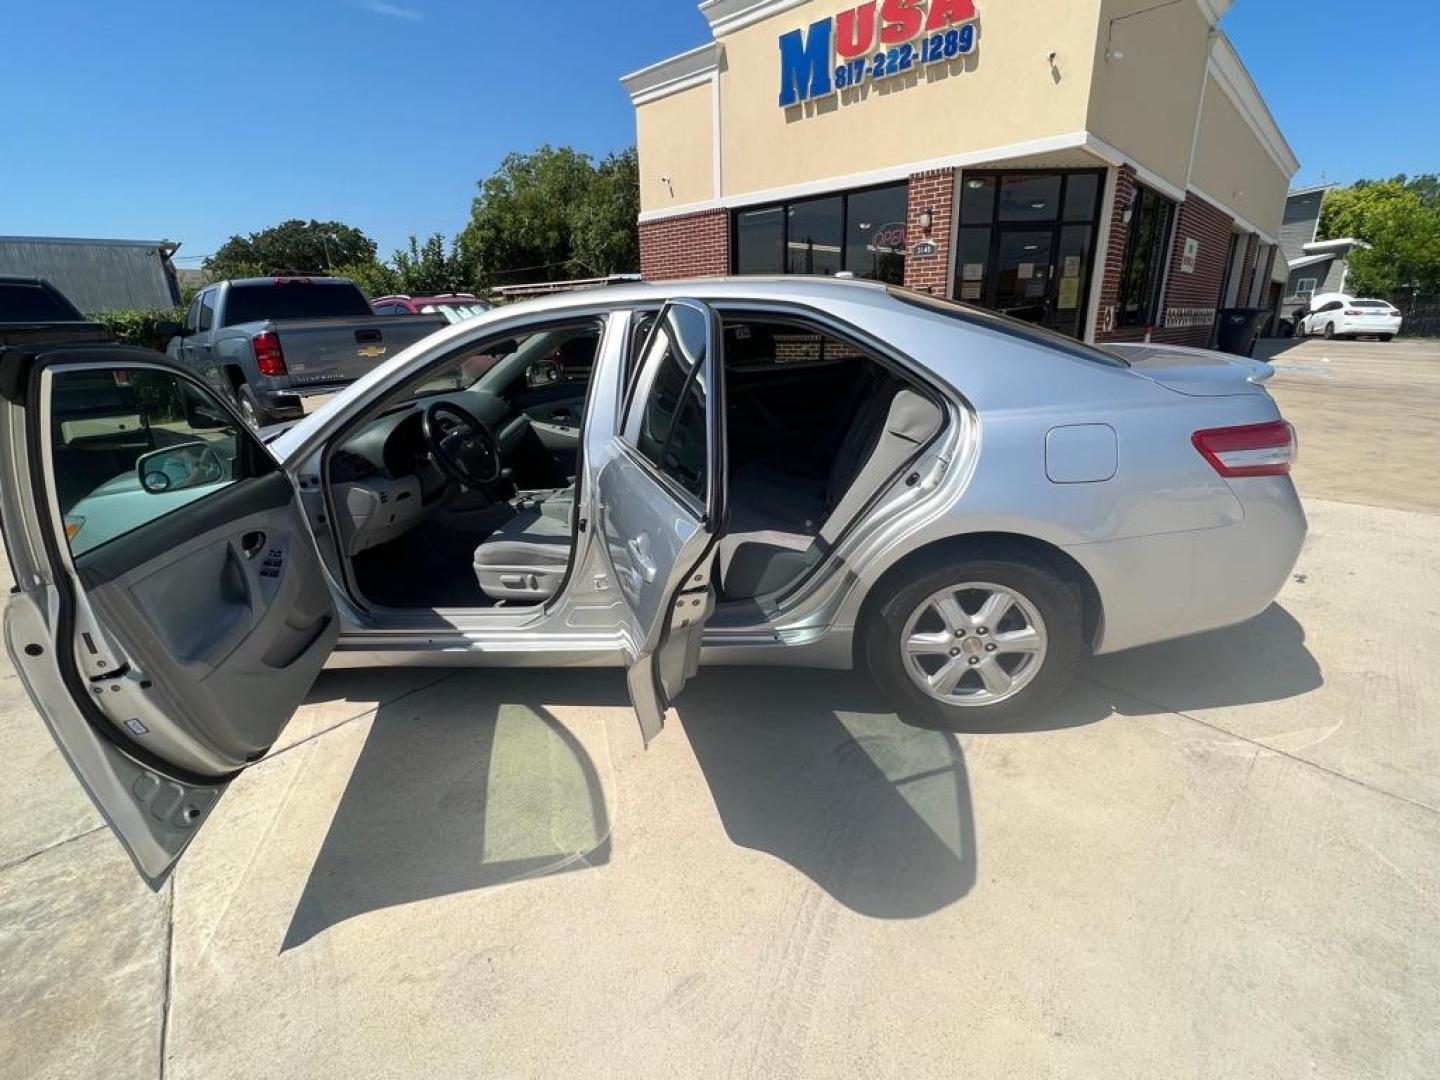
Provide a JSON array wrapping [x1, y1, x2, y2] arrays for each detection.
[[0, 346, 338, 885], [595, 299, 725, 744]]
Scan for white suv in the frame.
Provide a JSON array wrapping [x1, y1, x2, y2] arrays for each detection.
[[1300, 294, 1403, 340]]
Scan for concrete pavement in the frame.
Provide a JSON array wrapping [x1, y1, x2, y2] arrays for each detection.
[[3, 339, 1439, 1079]]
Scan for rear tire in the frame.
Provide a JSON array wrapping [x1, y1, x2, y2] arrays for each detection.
[[1380, 334, 1394, 342], [1323, 322, 1336, 340], [235, 385, 270, 429], [862, 555, 1084, 731]]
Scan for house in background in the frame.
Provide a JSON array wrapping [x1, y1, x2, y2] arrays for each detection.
[[1279, 186, 1369, 311], [0, 236, 182, 313]]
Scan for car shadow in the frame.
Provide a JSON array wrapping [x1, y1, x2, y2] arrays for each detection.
[[280, 602, 1319, 948]]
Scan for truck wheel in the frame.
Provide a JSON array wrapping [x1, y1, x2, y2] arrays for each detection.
[[235, 385, 269, 429], [862, 555, 1084, 731]]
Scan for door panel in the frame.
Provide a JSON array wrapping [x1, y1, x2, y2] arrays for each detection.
[[595, 299, 725, 743], [0, 352, 336, 885]]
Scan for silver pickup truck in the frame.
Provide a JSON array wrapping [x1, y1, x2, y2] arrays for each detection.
[[165, 276, 443, 426]]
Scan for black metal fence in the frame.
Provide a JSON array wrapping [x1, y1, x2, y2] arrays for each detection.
[[1394, 298, 1440, 338]]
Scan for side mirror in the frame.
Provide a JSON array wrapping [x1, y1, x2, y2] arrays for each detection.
[[136, 441, 230, 495], [184, 394, 232, 431], [156, 320, 183, 341], [526, 359, 562, 388]]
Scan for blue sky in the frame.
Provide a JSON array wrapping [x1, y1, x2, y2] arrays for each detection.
[[6, 1, 1435, 267]]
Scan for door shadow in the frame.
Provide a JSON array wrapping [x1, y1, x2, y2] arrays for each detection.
[[281, 669, 622, 951], [282, 602, 1320, 947], [675, 668, 977, 919]]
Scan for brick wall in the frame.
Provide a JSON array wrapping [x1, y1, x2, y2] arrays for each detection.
[[1094, 169, 1237, 348], [1157, 192, 1236, 346], [903, 169, 955, 295], [1094, 165, 1139, 341], [1236, 233, 1259, 310], [638, 208, 729, 280]]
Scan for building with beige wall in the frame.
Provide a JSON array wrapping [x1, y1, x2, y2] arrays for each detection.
[[622, 0, 1298, 346]]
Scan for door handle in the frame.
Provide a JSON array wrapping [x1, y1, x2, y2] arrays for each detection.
[[626, 535, 657, 583]]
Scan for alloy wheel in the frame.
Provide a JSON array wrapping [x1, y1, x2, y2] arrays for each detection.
[[900, 581, 1048, 707]]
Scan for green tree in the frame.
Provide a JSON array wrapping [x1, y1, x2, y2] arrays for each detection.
[[206, 219, 379, 279], [459, 145, 640, 289], [391, 233, 474, 295], [334, 258, 399, 299], [1319, 176, 1440, 298]]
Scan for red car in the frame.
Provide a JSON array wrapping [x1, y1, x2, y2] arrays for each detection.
[[372, 293, 492, 322]]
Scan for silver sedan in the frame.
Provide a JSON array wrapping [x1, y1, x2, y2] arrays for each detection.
[[2, 277, 1305, 883]]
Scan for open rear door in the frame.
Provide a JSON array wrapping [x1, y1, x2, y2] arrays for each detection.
[[594, 299, 725, 744], [0, 345, 337, 885]]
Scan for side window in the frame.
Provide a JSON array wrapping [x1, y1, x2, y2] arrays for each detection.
[[49, 368, 252, 557], [626, 306, 709, 503], [623, 309, 660, 395], [182, 295, 202, 334], [197, 290, 216, 332]]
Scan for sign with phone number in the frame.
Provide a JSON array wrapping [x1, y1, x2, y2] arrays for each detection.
[[778, 0, 980, 107], [835, 24, 976, 90]]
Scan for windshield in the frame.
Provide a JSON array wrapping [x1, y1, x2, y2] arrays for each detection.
[[400, 325, 600, 402], [1352, 300, 1393, 309], [222, 281, 374, 325]]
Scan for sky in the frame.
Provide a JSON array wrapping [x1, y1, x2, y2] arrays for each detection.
[[5, 0, 1437, 268]]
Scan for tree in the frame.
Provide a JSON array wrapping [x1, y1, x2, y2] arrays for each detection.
[[206, 219, 379, 279], [459, 145, 640, 289], [1319, 176, 1440, 298], [391, 233, 473, 295]]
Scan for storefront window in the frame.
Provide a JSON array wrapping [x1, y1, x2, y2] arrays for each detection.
[[736, 207, 785, 274], [997, 175, 1062, 222], [845, 185, 908, 284], [786, 196, 843, 276], [1117, 185, 1176, 328], [732, 183, 907, 284]]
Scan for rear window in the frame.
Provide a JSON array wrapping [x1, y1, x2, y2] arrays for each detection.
[[887, 286, 1129, 369], [0, 281, 84, 322], [1352, 300, 1393, 309], [222, 281, 373, 325]]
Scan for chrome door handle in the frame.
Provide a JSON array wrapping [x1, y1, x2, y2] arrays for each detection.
[[626, 535, 657, 583]]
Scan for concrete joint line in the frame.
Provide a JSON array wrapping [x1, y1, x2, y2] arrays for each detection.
[[1079, 674, 1440, 818]]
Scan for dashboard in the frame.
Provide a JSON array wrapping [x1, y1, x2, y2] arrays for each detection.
[[326, 389, 542, 558]]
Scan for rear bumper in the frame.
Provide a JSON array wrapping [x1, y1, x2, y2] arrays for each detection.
[[256, 382, 351, 419], [1337, 317, 1402, 336], [1067, 476, 1307, 655]]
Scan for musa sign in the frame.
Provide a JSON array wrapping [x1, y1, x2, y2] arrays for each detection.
[[778, 0, 979, 107]]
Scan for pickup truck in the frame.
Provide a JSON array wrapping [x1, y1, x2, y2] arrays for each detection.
[[166, 276, 444, 426]]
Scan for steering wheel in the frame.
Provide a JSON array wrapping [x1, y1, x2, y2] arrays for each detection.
[[422, 400, 502, 486]]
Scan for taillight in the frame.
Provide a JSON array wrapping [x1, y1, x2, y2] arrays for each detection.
[[253, 330, 287, 377], [1345, 309, 1363, 316], [1192, 420, 1296, 478]]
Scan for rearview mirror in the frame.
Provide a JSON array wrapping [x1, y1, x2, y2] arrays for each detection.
[[137, 441, 231, 495], [526, 359, 561, 388], [156, 320, 183, 342]]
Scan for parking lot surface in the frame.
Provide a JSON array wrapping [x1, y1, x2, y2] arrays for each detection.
[[3, 337, 1438, 1079]]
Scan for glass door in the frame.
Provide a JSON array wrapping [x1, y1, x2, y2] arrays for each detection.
[[994, 229, 1053, 323], [953, 170, 1104, 338]]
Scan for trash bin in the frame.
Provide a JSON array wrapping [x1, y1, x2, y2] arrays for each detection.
[[1216, 307, 1267, 356]]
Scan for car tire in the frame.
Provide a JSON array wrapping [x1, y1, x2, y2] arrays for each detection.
[[862, 555, 1084, 731], [1380, 334, 1394, 342], [1323, 322, 1336, 339], [235, 385, 269, 429]]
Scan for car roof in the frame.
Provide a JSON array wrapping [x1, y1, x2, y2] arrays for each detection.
[[486, 275, 892, 320]]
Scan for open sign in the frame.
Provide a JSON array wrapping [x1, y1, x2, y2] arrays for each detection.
[[870, 222, 908, 254]]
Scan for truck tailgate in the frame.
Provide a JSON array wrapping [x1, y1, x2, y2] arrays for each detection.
[[271, 315, 443, 387]]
